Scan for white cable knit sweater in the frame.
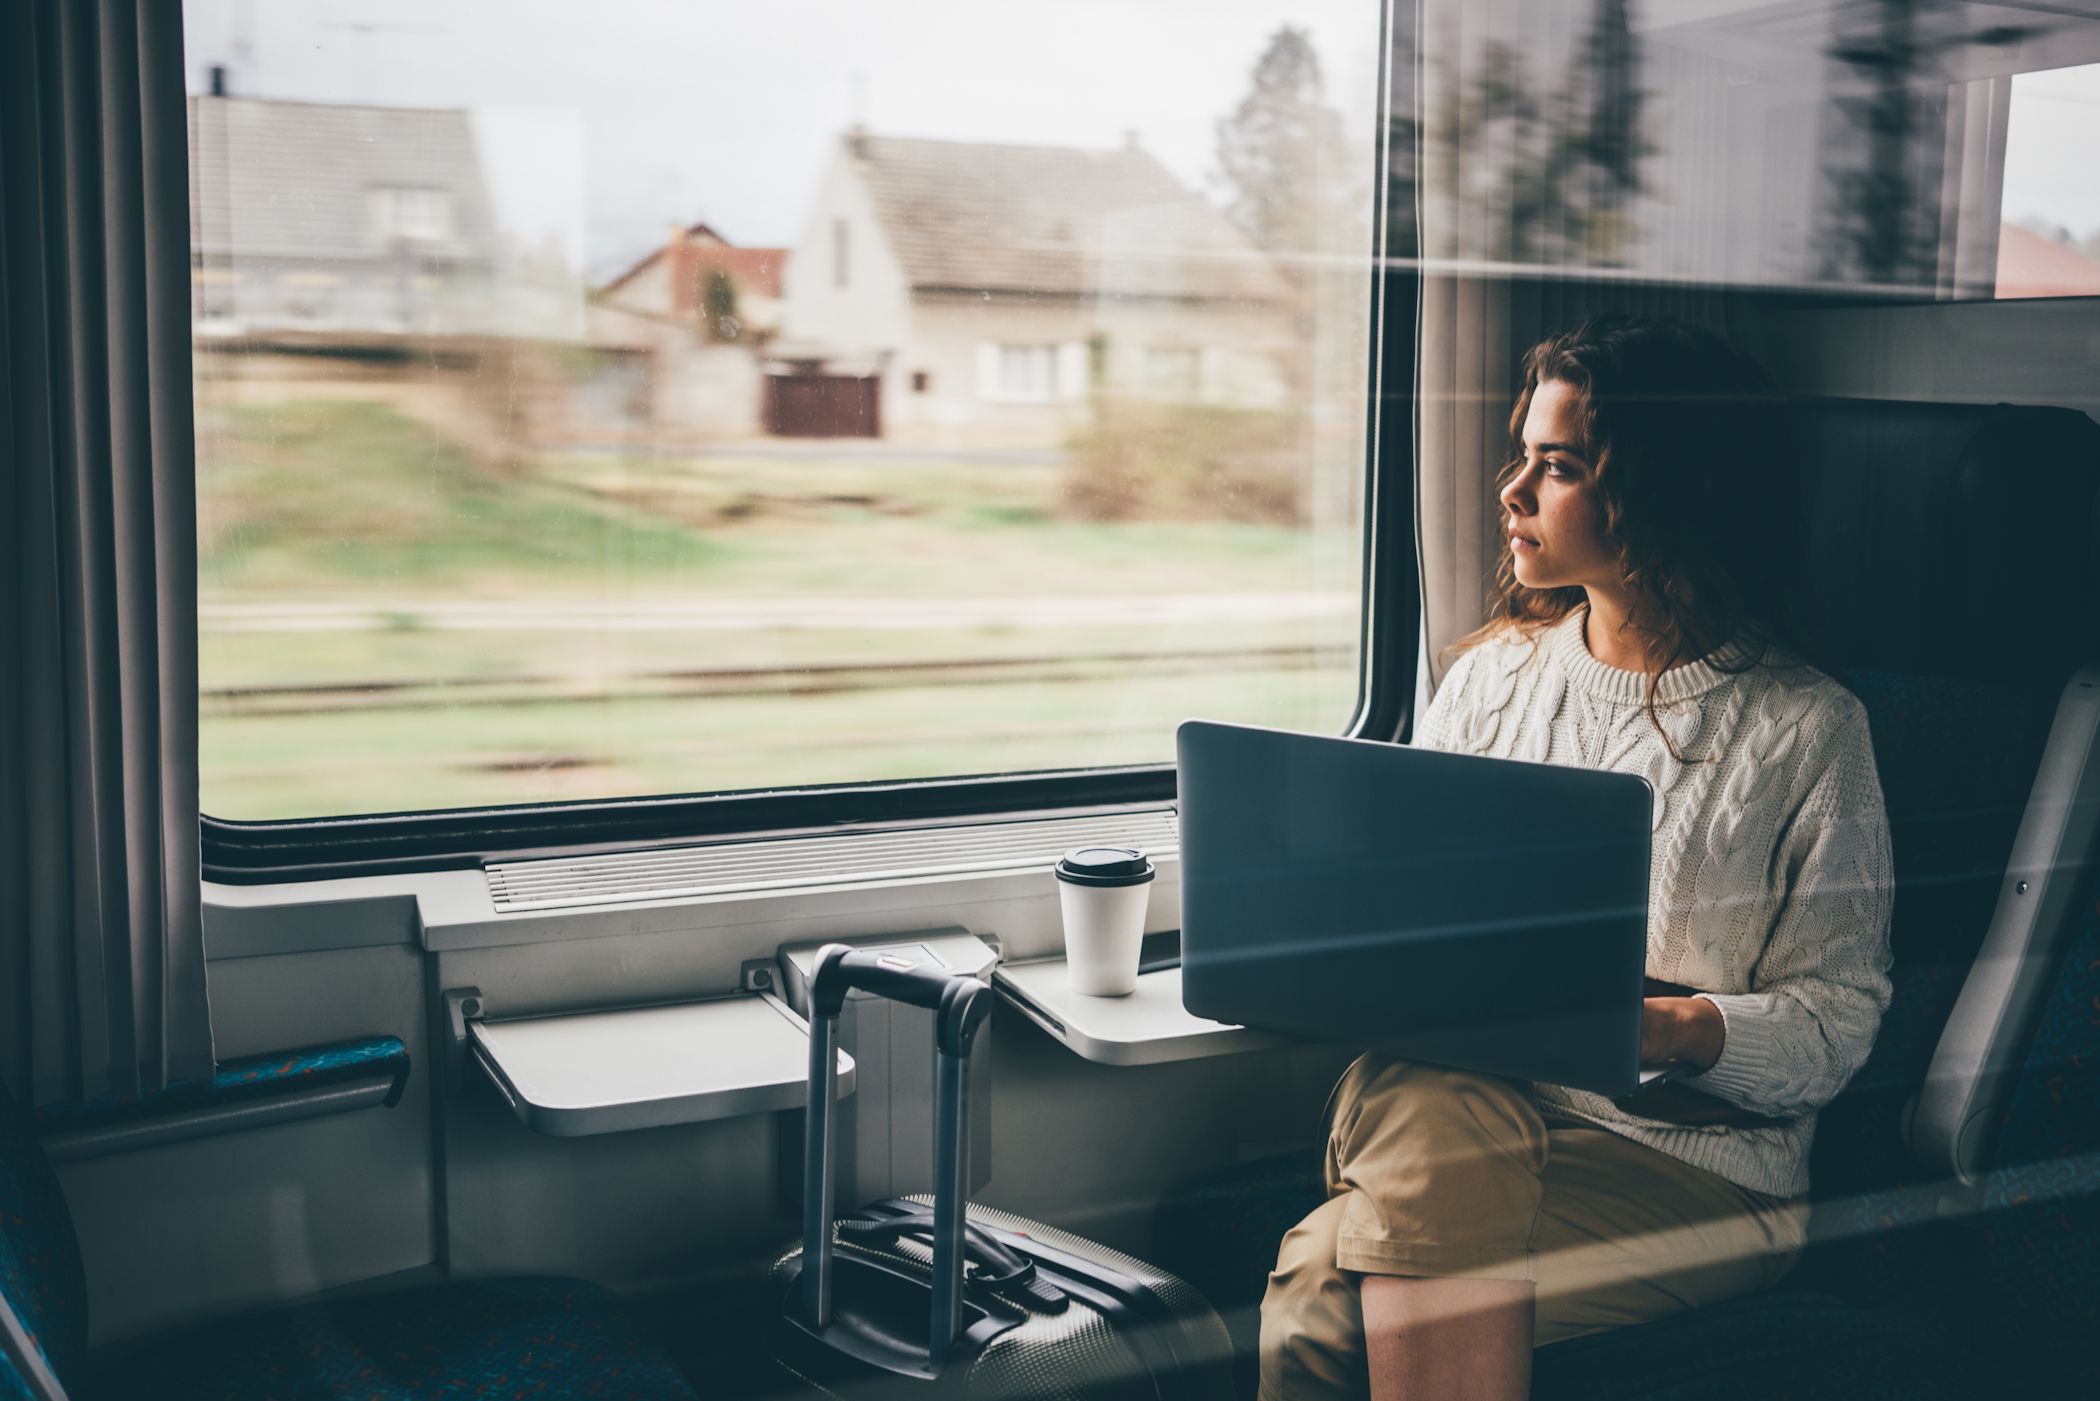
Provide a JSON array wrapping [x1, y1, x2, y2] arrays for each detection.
[[1414, 608, 1894, 1198]]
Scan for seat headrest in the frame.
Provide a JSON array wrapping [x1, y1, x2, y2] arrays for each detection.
[[1789, 399, 2100, 684]]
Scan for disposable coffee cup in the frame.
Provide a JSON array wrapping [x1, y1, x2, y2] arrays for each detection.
[[1055, 846, 1155, 997]]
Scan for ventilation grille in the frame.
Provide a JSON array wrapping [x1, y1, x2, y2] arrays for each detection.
[[485, 809, 1179, 913]]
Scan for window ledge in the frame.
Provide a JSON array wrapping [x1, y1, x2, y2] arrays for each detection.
[[203, 809, 1183, 966]]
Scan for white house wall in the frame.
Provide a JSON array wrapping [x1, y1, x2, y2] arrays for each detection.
[[590, 265, 766, 439], [890, 293, 1297, 450], [780, 151, 913, 367]]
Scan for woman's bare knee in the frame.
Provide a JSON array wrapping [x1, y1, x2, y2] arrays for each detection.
[[1361, 1274, 1534, 1401]]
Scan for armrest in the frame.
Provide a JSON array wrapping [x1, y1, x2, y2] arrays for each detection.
[[1910, 667, 2100, 1183], [37, 1035, 410, 1163]]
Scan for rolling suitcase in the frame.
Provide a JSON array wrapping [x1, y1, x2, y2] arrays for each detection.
[[765, 944, 1234, 1400]]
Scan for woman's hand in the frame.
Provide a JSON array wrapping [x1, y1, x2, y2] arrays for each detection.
[[1640, 997, 1726, 1071]]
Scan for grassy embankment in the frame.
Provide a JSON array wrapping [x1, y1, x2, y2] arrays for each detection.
[[198, 400, 1361, 818]]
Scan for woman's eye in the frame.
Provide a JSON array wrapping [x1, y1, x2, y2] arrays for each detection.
[[1544, 458, 1574, 479]]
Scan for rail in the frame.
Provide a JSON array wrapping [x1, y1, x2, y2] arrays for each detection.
[[201, 644, 1341, 716]]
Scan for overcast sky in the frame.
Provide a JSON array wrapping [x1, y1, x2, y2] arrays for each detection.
[[183, 1, 2100, 290], [2003, 63, 2100, 241], [182, 0, 1384, 279]]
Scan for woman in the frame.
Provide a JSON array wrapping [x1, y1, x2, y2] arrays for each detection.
[[1259, 315, 1894, 1400]]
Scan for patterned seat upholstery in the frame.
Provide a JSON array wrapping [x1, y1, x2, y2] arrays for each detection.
[[0, 1084, 88, 1400], [1152, 397, 2100, 1397], [2, 1064, 701, 1401]]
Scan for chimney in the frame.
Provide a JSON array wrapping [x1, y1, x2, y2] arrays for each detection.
[[210, 64, 228, 97], [846, 123, 869, 158], [1123, 128, 1141, 152]]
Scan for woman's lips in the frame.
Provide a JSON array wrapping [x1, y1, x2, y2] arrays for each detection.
[[1510, 532, 1539, 552]]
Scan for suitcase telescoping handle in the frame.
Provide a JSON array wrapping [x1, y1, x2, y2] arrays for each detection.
[[802, 944, 995, 1369]]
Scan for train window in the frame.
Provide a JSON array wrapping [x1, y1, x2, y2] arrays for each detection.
[[1998, 63, 2100, 299], [183, 0, 1382, 826]]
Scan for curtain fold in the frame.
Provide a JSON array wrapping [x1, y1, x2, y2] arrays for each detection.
[[2, 0, 214, 1107], [1412, 0, 1733, 687]]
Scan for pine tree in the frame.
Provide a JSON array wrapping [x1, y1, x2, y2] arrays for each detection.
[[1214, 26, 1349, 265]]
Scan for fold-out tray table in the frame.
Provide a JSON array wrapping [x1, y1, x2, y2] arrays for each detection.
[[470, 992, 854, 1136]]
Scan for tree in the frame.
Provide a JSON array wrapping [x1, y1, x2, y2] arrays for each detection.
[[1817, 1, 2040, 291], [1421, 2, 1649, 269], [1570, 0, 1647, 264], [703, 267, 740, 341], [1214, 26, 1352, 265]]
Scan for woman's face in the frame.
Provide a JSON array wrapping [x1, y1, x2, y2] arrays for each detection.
[[1501, 378, 1619, 594]]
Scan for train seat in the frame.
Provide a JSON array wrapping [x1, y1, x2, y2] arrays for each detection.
[[1152, 396, 2100, 1397], [0, 1078, 701, 1401]]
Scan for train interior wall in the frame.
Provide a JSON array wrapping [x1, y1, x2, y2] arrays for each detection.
[[55, 282, 2098, 1348]]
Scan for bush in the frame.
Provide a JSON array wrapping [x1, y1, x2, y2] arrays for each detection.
[[1061, 398, 1310, 526]]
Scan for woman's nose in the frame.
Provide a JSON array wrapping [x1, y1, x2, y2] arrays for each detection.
[[1500, 465, 1535, 514]]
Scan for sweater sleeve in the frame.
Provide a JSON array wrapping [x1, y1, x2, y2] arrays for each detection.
[[1411, 645, 1483, 753], [1683, 707, 1895, 1118]]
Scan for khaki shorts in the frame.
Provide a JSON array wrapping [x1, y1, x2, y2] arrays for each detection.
[[1259, 1055, 1810, 1401]]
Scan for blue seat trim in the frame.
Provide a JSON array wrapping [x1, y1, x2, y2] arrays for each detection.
[[34, 1036, 411, 1137]]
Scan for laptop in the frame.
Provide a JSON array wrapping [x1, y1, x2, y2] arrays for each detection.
[[1175, 719, 1681, 1099]]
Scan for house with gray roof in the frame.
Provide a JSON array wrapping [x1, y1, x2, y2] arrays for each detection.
[[188, 94, 501, 338], [774, 129, 1293, 444]]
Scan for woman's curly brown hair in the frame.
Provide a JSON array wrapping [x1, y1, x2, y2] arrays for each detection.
[[1448, 314, 1808, 759]]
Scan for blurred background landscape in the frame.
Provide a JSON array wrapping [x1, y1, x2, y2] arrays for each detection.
[[185, 0, 1377, 818], [186, 0, 2100, 820]]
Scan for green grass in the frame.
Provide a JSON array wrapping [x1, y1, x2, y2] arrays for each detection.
[[198, 400, 744, 590], [200, 662, 1360, 820], [193, 397, 1367, 819], [198, 400, 1355, 599]]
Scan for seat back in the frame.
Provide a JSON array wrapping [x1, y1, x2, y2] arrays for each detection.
[[1780, 400, 2100, 1261], [1965, 868, 2100, 1382], [1, 1088, 86, 1401], [1911, 671, 2100, 1181]]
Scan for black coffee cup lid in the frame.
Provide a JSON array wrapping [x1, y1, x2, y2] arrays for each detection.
[[1055, 846, 1154, 887]]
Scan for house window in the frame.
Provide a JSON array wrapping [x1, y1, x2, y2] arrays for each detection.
[[912, 370, 931, 393], [372, 187, 451, 243], [996, 345, 1059, 401]]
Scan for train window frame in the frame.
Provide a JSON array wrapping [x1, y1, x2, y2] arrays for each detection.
[[191, 4, 1422, 885]]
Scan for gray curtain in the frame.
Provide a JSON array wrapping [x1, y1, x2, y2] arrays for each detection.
[[1412, 0, 1732, 685], [2, 0, 214, 1106]]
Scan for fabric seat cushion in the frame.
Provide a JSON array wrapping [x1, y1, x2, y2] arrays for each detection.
[[97, 1276, 701, 1401]]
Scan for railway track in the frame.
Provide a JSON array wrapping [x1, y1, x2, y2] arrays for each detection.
[[202, 644, 1348, 716]]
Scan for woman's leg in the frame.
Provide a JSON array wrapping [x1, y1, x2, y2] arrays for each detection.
[[1260, 1056, 1550, 1401], [1355, 1127, 1806, 1394], [1258, 1060, 1806, 1399], [1362, 1274, 1533, 1401], [1264, 1193, 1371, 1401], [1527, 1125, 1808, 1345]]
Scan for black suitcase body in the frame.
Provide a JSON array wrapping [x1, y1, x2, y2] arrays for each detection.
[[764, 945, 1233, 1400]]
